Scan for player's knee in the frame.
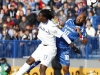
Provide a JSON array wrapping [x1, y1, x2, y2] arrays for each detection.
[[51, 57, 62, 70], [39, 64, 47, 73], [26, 56, 35, 65], [62, 66, 69, 74]]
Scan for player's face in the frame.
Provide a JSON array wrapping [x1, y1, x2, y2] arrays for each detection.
[[75, 13, 85, 25], [37, 13, 44, 22]]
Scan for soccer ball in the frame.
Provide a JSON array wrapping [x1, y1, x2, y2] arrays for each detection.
[[87, 0, 98, 7]]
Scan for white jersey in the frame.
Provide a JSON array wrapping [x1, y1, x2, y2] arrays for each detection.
[[37, 20, 63, 47]]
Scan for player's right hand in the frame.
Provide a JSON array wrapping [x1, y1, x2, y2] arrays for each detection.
[[72, 46, 81, 54]]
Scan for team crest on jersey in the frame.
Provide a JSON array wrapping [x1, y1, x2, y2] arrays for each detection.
[[43, 55, 48, 60]]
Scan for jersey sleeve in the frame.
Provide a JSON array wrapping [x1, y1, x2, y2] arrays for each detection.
[[50, 26, 63, 38]]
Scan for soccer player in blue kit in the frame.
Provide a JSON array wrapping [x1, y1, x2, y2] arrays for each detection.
[[54, 12, 87, 75]]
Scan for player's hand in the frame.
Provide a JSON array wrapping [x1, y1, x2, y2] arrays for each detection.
[[72, 46, 81, 54]]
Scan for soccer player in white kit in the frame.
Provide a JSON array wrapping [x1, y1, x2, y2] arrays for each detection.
[[16, 9, 80, 75]]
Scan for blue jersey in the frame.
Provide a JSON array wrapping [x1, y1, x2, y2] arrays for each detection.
[[57, 19, 86, 50]]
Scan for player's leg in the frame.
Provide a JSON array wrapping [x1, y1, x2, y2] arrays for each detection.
[[51, 57, 62, 75], [58, 49, 70, 75], [26, 61, 40, 73], [40, 64, 47, 75], [16, 56, 35, 75], [39, 45, 57, 75], [62, 65, 70, 75], [16, 44, 43, 75]]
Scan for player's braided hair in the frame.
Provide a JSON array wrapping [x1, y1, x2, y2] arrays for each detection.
[[40, 9, 54, 20]]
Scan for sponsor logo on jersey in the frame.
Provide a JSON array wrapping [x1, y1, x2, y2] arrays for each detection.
[[39, 26, 50, 34]]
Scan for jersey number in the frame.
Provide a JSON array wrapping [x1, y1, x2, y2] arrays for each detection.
[[65, 55, 69, 60], [64, 29, 70, 35]]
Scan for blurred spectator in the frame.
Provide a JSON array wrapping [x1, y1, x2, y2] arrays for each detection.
[[96, 24, 100, 49], [32, 24, 38, 40], [5, 16, 15, 28], [67, 8, 75, 19], [19, 15, 29, 29], [26, 4, 32, 10], [2, 24, 8, 33], [48, 0, 55, 10], [3, 0, 10, 6], [19, 29, 25, 40], [16, 10, 25, 23], [96, 24, 100, 37], [2, 5, 9, 16], [14, 24, 20, 30], [76, 0, 87, 7], [96, 2, 100, 16], [62, 2, 69, 16], [88, 11, 95, 20], [0, 0, 2, 8], [2, 29, 11, 40], [86, 21, 96, 37], [58, 10, 67, 23], [22, 29, 32, 40], [67, 0, 75, 9], [0, 58, 11, 75], [42, 3, 51, 10], [8, 5, 17, 19], [0, 18, 4, 28], [36, 0, 44, 9], [26, 9, 37, 26], [53, 5, 60, 16], [33, 3, 40, 16], [16, 4, 26, 18], [29, 0, 36, 10], [74, 6, 79, 17], [12, 29, 20, 40], [87, 11, 97, 30], [77, 2, 86, 15], [0, 9, 4, 19], [8, 25, 14, 38], [9, 0, 17, 8], [54, 0, 62, 9]]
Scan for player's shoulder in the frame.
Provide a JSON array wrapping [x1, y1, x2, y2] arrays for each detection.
[[65, 18, 74, 23], [48, 20, 57, 27]]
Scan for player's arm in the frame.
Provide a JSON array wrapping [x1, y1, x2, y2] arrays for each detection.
[[51, 27, 81, 54], [75, 27, 87, 45], [61, 32, 81, 54]]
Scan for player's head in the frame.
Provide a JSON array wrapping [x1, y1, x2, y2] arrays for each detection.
[[37, 9, 54, 22], [75, 12, 86, 26]]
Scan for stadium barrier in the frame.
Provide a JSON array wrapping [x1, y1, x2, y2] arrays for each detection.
[[0, 36, 100, 59]]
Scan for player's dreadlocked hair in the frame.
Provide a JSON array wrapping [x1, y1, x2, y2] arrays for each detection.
[[40, 9, 54, 20]]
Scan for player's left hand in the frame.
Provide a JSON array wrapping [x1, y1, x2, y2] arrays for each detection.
[[72, 46, 81, 54]]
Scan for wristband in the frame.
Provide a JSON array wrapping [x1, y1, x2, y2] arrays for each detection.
[[80, 35, 83, 40]]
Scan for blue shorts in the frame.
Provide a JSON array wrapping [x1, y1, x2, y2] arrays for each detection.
[[57, 47, 70, 66]]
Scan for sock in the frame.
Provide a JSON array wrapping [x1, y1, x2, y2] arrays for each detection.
[[16, 62, 30, 75], [64, 73, 70, 75], [27, 61, 40, 73]]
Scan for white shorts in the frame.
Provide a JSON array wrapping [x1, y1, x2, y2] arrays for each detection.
[[31, 44, 57, 67]]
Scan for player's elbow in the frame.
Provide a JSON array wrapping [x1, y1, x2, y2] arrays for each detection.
[[81, 38, 88, 45]]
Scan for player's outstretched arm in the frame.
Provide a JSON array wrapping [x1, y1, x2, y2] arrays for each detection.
[[61, 33, 81, 54]]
